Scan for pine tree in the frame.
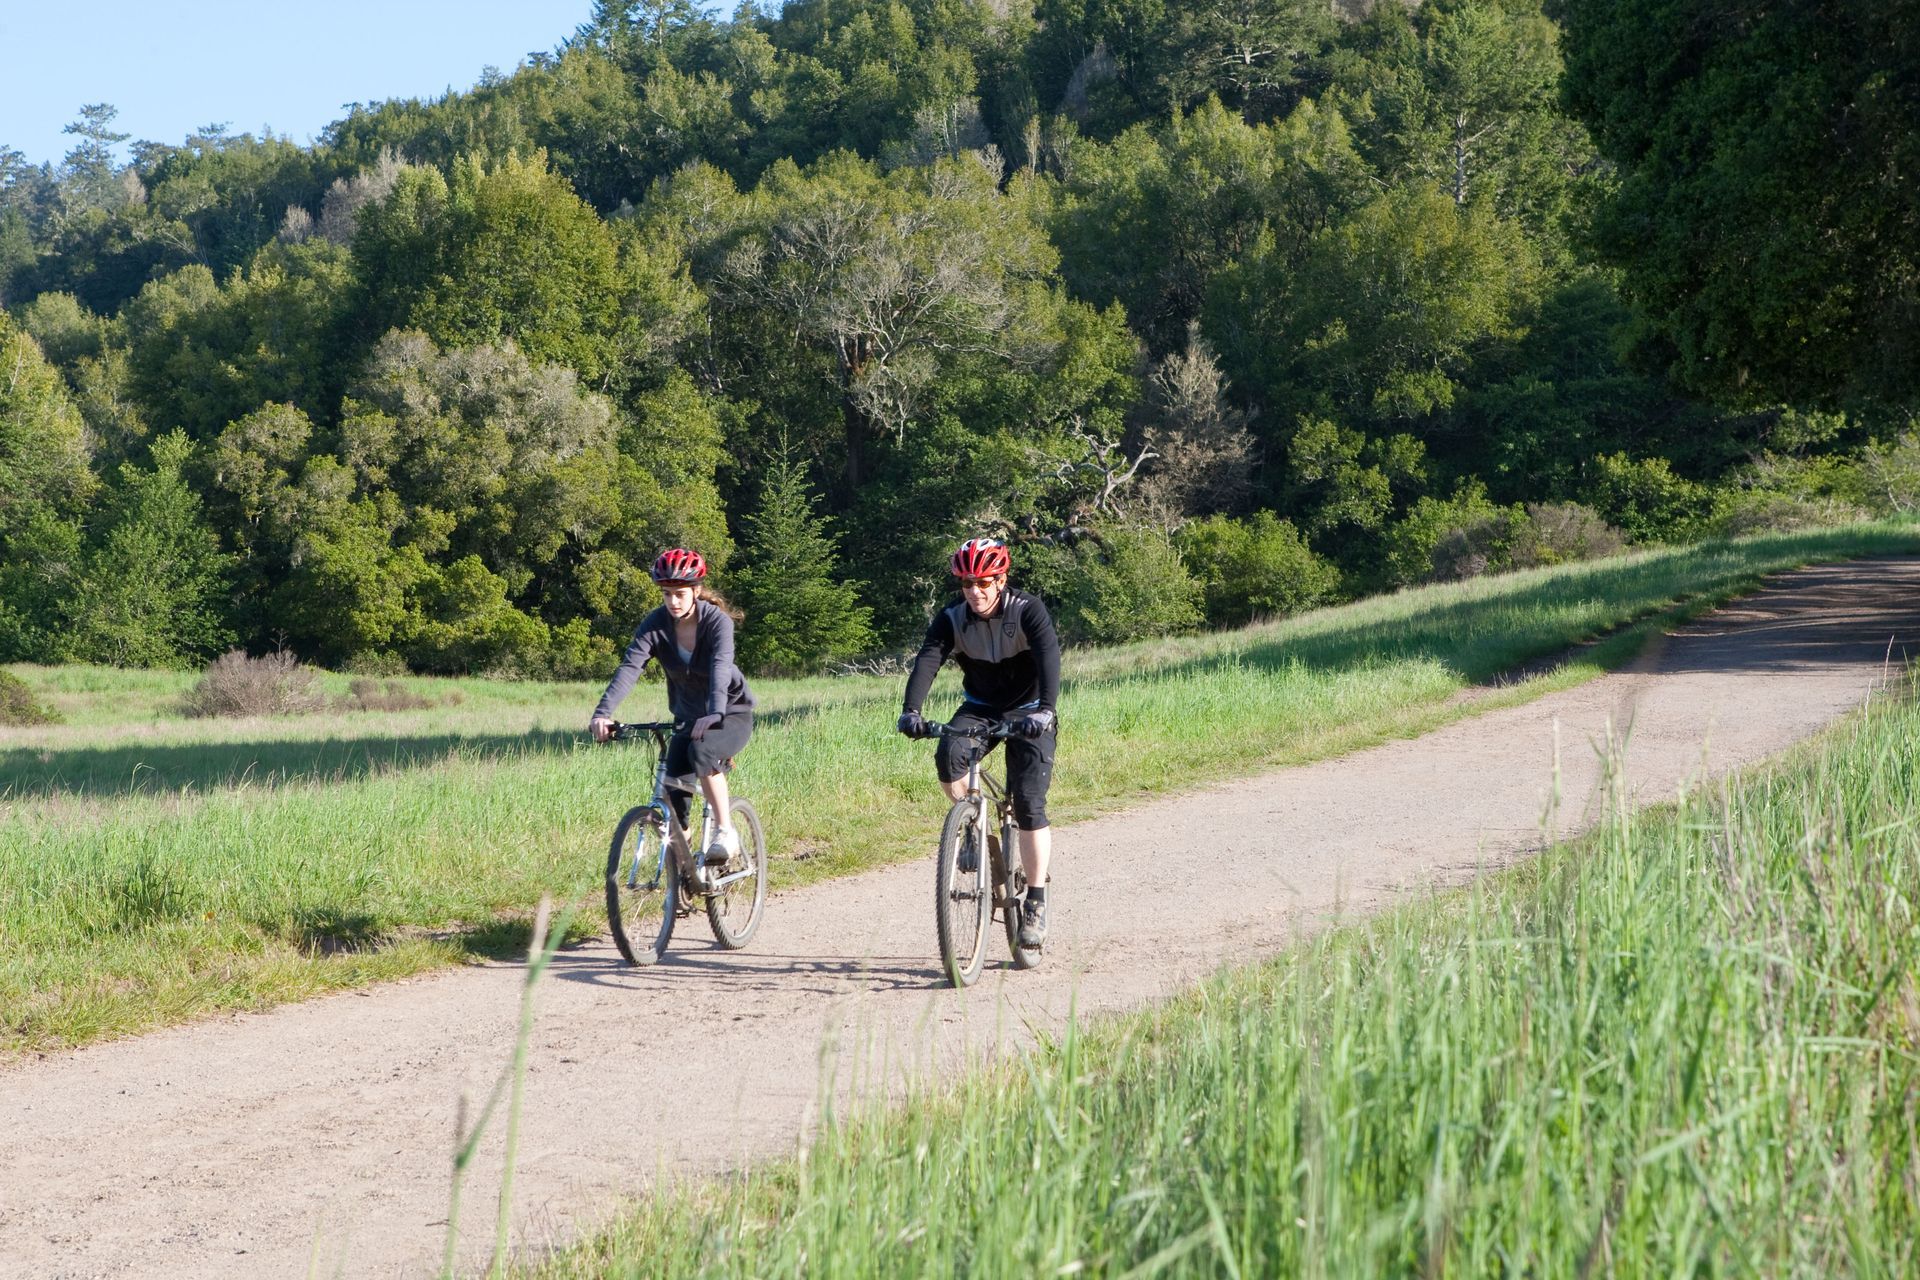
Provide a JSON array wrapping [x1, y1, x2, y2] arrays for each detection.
[[57, 103, 131, 218], [61, 432, 235, 667], [731, 448, 873, 676]]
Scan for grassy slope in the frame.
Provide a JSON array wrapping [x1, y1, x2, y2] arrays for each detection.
[[533, 662, 1920, 1278], [3, 525, 1917, 1054]]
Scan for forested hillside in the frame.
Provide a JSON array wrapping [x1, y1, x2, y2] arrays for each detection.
[[2, 0, 1914, 677]]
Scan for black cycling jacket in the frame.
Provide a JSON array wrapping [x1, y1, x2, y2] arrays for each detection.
[[902, 587, 1061, 716], [593, 601, 756, 724]]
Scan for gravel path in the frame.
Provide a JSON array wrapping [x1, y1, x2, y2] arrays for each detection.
[[4, 559, 1917, 1279]]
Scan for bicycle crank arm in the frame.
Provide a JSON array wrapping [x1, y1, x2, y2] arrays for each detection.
[[708, 867, 757, 890]]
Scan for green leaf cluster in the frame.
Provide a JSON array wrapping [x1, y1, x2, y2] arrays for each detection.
[[1, 0, 1909, 671]]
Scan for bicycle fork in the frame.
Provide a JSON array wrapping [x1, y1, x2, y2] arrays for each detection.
[[623, 806, 671, 893]]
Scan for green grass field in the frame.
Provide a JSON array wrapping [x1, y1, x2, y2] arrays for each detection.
[[530, 658, 1920, 1278], [4, 525, 1917, 1055]]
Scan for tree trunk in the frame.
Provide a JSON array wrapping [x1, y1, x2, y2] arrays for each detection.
[[839, 341, 870, 492], [1452, 112, 1470, 206], [842, 392, 867, 493]]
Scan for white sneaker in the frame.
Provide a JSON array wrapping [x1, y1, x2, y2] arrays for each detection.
[[705, 825, 741, 871]]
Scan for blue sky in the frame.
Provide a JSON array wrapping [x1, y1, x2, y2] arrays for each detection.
[[1, 1, 596, 169]]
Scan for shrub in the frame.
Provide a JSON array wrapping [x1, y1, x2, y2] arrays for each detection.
[[338, 679, 432, 713], [1860, 432, 1920, 516], [1381, 482, 1528, 586], [545, 617, 616, 682], [0, 669, 60, 726], [181, 650, 326, 718], [407, 556, 552, 677], [1707, 452, 1873, 537], [0, 511, 85, 664], [1058, 524, 1203, 644], [1584, 453, 1718, 543], [1176, 512, 1341, 626], [1410, 500, 1625, 584], [1712, 492, 1870, 538], [344, 650, 410, 678], [1508, 502, 1628, 568], [1428, 522, 1504, 581]]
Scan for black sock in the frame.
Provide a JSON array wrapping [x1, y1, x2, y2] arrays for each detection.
[[1028, 885, 1047, 905]]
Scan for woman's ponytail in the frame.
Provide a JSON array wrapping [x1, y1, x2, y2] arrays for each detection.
[[697, 583, 744, 622]]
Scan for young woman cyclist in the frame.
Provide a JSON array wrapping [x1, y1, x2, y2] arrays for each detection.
[[897, 537, 1062, 947], [589, 548, 756, 875]]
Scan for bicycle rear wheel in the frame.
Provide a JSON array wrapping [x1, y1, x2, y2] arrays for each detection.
[[606, 805, 677, 965], [705, 798, 768, 949], [935, 800, 989, 987]]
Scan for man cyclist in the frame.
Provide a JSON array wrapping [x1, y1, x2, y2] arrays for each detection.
[[897, 537, 1061, 948]]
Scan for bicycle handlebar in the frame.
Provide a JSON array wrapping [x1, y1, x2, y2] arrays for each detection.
[[605, 719, 684, 742], [927, 720, 1016, 742]]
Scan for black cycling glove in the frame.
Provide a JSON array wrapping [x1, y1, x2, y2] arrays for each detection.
[[1011, 708, 1056, 739], [897, 711, 933, 739]]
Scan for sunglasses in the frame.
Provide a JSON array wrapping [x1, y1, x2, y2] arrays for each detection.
[[958, 576, 1004, 589]]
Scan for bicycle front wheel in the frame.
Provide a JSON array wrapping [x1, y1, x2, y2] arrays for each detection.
[[705, 798, 768, 949], [606, 805, 677, 965], [935, 800, 989, 987]]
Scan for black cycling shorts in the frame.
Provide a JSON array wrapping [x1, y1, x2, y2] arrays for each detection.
[[665, 709, 753, 781], [935, 704, 1056, 830]]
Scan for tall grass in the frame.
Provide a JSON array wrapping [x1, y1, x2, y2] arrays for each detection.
[[530, 679, 1920, 1278], [443, 897, 573, 1280], [3, 525, 1916, 1053]]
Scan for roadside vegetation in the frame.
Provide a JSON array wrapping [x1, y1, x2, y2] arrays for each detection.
[[530, 645, 1920, 1278], [4, 525, 1917, 1054]]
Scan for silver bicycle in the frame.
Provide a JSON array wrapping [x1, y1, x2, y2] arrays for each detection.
[[603, 720, 767, 965]]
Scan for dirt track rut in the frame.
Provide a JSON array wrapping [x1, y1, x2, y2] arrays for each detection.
[[4, 559, 1919, 1278]]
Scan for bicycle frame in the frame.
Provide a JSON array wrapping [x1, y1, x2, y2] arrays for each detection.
[[942, 723, 1020, 918], [613, 723, 755, 896]]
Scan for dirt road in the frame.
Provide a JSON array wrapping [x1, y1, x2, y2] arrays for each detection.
[[4, 560, 1918, 1278]]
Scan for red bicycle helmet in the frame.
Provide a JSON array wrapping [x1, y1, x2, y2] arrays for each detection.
[[948, 537, 1010, 580], [650, 547, 708, 585]]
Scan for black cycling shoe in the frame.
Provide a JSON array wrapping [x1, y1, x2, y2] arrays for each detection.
[[1018, 894, 1048, 948]]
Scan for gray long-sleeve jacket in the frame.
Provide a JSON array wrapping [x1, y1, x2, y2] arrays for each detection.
[[592, 601, 756, 724]]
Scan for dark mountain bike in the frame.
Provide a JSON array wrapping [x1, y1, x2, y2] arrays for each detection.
[[603, 721, 767, 965], [923, 720, 1043, 987]]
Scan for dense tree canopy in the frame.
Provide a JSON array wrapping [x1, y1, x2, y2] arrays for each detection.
[[0, 0, 1911, 673], [1560, 0, 1920, 409]]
